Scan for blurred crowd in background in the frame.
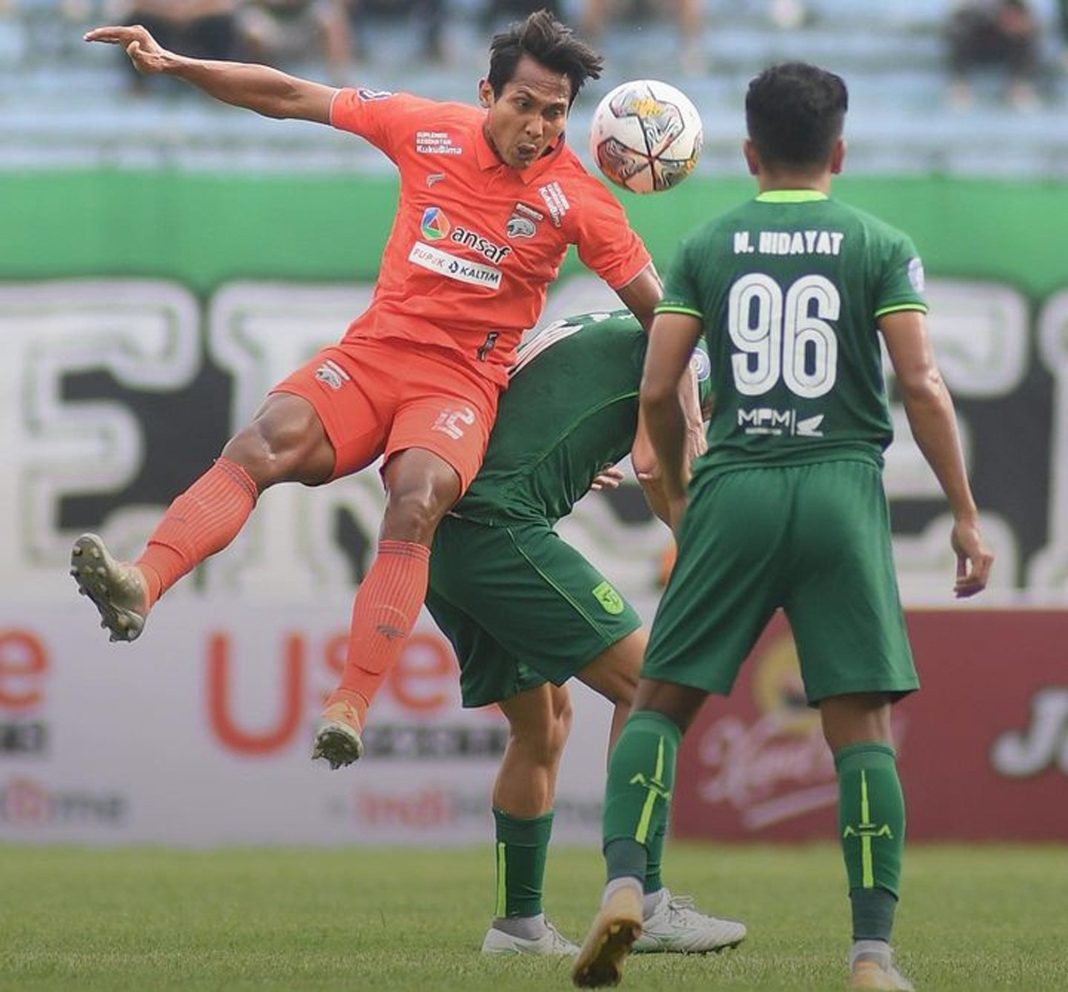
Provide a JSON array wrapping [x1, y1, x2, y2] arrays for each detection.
[[2, 0, 1067, 110]]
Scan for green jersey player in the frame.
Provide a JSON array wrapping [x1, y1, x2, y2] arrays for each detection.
[[425, 310, 745, 957], [574, 63, 994, 991]]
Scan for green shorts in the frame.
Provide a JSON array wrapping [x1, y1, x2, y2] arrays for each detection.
[[643, 459, 918, 704], [426, 515, 643, 707]]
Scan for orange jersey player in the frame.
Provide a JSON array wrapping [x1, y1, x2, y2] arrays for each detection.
[[74, 11, 661, 771]]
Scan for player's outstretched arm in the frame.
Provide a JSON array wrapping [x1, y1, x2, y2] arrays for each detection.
[[84, 25, 336, 123], [880, 309, 994, 597]]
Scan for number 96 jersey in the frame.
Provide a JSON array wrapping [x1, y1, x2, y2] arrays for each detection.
[[657, 190, 927, 474]]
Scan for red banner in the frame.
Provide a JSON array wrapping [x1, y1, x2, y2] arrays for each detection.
[[673, 611, 1068, 841]]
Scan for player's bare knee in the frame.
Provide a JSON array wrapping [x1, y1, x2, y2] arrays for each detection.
[[222, 421, 302, 487], [382, 487, 447, 543], [507, 723, 560, 770]]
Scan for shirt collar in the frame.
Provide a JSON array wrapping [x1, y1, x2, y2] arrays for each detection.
[[474, 120, 566, 185], [755, 190, 829, 203]]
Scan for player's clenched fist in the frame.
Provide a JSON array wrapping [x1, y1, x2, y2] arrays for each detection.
[[84, 26, 172, 74]]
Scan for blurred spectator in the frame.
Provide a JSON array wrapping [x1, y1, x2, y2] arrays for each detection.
[[238, 0, 349, 81], [481, 0, 560, 30], [945, 0, 1040, 110], [768, 0, 809, 30], [1058, 0, 1068, 70], [579, 0, 706, 74], [345, 0, 445, 64], [120, 1, 238, 89]]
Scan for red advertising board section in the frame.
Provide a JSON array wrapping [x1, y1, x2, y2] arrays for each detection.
[[672, 611, 1068, 842]]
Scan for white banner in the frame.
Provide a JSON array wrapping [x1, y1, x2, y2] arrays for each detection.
[[0, 601, 618, 846]]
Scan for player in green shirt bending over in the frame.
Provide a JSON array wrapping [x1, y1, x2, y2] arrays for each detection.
[[426, 309, 745, 957], [573, 63, 994, 991]]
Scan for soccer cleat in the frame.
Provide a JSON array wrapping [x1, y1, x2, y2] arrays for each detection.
[[481, 920, 579, 956], [849, 940, 915, 990], [311, 698, 365, 770], [632, 889, 747, 954], [572, 884, 642, 988], [69, 533, 149, 643]]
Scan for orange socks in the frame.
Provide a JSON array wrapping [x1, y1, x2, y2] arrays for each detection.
[[137, 457, 259, 608], [326, 540, 431, 713]]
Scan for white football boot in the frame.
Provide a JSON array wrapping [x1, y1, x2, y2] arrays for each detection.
[[481, 918, 579, 956], [632, 889, 747, 954]]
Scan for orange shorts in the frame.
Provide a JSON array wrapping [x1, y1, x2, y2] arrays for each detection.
[[271, 337, 500, 494]]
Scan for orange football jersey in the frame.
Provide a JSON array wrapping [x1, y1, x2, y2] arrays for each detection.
[[330, 88, 651, 385]]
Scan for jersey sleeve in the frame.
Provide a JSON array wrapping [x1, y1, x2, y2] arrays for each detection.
[[572, 180, 652, 289], [329, 88, 422, 161], [690, 340, 712, 408], [874, 231, 928, 318], [656, 239, 703, 318]]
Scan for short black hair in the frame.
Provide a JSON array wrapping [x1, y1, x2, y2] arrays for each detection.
[[487, 10, 603, 107], [745, 62, 848, 169]]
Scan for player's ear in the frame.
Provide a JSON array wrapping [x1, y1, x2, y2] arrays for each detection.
[[830, 138, 846, 175], [742, 139, 760, 176], [477, 79, 493, 108]]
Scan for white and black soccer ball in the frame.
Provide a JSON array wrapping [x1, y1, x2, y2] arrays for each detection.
[[589, 79, 703, 194]]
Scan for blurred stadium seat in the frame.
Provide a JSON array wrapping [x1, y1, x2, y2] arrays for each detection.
[[0, 0, 1065, 175]]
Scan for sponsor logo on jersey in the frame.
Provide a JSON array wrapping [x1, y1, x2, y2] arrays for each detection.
[[908, 257, 926, 293], [450, 225, 511, 264], [356, 87, 393, 102], [314, 359, 350, 391], [426, 172, 446, 188], [592, 580, 625, 615], [422, 208, 511, 262], [737, 408, 824, 437], [408, 242, 502, 290], [506, 202, 543, 239], [421, 206, 451, 241], [416, 130, 462, 156], [538, 182, 570, 227]]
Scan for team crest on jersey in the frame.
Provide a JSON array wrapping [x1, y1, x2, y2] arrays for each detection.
[[506, 202, 543, 239], [314, 359, 350, 391], [690, 348, 711, 383], [592, 580, 625, 616]]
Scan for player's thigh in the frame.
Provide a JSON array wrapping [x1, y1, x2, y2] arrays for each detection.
[[384, 347, 500, 496], [784, 460, 918, 704], [574, 627, 645, 708], [270, 344, 394, 480], [643, 468, 789, 696], [424, 584, 541, 709], [431, 516, 642, 692]]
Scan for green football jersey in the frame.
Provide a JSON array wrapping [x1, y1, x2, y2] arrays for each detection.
[[453, 311, 648, 526], [657, 190, 927, 474]]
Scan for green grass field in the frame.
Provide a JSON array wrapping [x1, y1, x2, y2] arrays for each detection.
[[2, 843, 1064, 991]]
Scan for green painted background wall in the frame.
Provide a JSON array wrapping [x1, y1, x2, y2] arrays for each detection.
[[5, 171, 1065, 297]]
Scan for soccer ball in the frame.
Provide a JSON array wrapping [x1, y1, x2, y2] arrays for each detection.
[[589, 79, 703, 194]]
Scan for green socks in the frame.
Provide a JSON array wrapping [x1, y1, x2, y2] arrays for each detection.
[[492, 809, 553, 918], [602, 710, 681, 885], [835, 741, 905, 942]]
